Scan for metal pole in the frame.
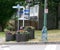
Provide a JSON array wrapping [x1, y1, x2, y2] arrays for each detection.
[[17, 4, 20, 30], [23, 18, 25, 27], [42, 0, 48, 42], [23, 8, 25, 27], [27, 3, 30, 22]]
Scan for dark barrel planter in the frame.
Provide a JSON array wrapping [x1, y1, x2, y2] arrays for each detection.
[[16, 32, 29, 42], [13, 34, 16, 40], [27, 29, 35, 39], [6, 32, 16, 41]]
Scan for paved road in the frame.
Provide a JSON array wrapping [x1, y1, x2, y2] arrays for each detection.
[[0, 44, 60, 50]]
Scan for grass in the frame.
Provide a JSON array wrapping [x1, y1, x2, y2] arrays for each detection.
[[0, 32, 5, 37], [35, 30, 42, 35], [35, 30, 60, 42], [48, 30, 60, 34]]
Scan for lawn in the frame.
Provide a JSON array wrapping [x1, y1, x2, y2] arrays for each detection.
[[0, 32, 5, 38], [34, 30, 60, 42]]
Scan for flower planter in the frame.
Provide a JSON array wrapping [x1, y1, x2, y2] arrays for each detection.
[[25, 26, 35, 39], [6, 32, 16, 41], [16, 32, 29, 42], [13, 34, 16, 40], [29, 29, 34, 39], [27, 29, 35, 39]]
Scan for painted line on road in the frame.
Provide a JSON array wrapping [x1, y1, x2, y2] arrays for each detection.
[[45, 45, 57, 50]]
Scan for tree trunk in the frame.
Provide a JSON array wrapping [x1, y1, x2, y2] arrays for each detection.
[[1, 25, 4, 31], [0, 24, 5, 32], [0, 26, 2, 32]]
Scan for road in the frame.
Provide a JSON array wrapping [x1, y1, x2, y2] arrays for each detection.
[[0, 44, 60, 50]]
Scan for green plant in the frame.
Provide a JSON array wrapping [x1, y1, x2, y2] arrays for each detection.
[[24, 26, 35, 31], [17, 30, 30, 34]]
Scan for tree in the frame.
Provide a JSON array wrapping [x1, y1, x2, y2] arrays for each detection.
[[0, 0, 25, 31]]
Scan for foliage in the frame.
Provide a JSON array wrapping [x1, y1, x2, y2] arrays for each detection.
[[0, 0, 25, 31], [24, 26, 35, 30]]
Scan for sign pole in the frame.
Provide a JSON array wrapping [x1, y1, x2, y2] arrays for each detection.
[[23, 9, 25, 27], [12, 4, 21, 30], [17, 4, 20, 30], [12, 4, 25, 30], [42, 0, 48, 42]]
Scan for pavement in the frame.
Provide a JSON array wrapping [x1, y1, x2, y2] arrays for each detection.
[[0, 44, 60, 50]]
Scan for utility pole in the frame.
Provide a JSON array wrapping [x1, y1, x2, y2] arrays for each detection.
[[42, 0, 48, 42]]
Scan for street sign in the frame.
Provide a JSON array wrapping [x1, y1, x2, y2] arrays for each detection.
[[24, 9, 30, 12], [12, 4, 20, 8], [12, 4, 25, 30], [20, 10, 23, 14], [44, 9, 48, 13], [12, 4, 24, 9], [24, 9, 30, 15]]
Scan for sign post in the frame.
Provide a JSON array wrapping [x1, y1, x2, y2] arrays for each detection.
[[13, 4, 30, 29], [12, 4, 20, 30], [42, 0, 48, 42], [12, 4, 25, 30]]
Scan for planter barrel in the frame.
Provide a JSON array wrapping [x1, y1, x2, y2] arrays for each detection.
[[27, 29, 35, 39], [6, 32, 16, 41], [13, 34, 16, 40], [16, 32, 29, 42]]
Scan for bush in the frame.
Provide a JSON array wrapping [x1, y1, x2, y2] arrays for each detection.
[[24, 26, 35, 31]]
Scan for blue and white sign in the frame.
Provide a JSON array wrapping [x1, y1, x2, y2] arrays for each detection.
[[24, 9, 30, 13], [20, 11, 23, 14], [20, 10, 23, 14], [24, 9, 30, 15]]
